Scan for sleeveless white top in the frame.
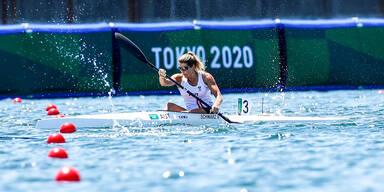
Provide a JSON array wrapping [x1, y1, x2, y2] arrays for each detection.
[[177, 72, 213, 110]]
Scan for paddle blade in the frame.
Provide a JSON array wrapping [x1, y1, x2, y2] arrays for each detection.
[[114, 32, 149, 64]]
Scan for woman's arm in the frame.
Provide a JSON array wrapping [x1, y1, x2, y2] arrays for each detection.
[[202, 72, 223, 114], [158, 69, 181, 86]]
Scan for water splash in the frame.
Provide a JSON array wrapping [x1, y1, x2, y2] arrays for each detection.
[[266, 132, 292, 140]]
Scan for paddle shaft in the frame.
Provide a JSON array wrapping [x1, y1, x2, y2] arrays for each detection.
[[114, 32, 235, 123]]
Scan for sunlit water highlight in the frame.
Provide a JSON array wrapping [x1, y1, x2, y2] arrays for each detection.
[[1, 90, 384, 192]]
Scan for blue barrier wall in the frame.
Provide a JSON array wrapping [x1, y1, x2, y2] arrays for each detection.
[[1, 18, 384, 98]]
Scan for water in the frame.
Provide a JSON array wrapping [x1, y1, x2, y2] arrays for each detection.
[[1, 90, 384, 192]]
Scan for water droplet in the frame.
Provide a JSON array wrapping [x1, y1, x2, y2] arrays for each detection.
[[228, 158, 235, 164], [162, 171, 171, 178], [227, 148, 231, 155]]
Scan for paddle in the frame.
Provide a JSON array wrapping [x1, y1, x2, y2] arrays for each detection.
[[114, 32, 236, 124]]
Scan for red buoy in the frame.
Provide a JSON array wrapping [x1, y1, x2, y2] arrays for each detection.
[[60, 122, 76, 133], [56, 114, 65, 118], [48, 147, 68, 159], [47, 108, 60, 115], [47, 133, 66, 143], [46, 104, 57, 111], [55, 166, 81, 182], [13, 97, 22, 103]]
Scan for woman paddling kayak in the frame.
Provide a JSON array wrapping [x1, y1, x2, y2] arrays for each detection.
[[158, 52, 223, 114]]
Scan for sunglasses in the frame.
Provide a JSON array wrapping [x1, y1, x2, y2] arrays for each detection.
[[178, 66, 190, 72]]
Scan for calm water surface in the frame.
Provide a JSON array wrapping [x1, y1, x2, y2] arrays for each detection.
[[1, 90, 383, 192]]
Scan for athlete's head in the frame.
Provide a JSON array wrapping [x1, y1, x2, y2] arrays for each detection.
[[178, 52, 205, 72]]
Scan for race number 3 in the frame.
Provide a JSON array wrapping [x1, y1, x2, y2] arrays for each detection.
[[238, 98, 251, 115]]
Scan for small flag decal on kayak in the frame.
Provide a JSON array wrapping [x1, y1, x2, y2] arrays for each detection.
[[149, 114, 159, 120]]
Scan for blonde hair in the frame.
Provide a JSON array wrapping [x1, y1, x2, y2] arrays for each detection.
[[178, 52, 205, 72]]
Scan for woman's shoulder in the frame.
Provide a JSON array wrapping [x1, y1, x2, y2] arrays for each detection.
[[200, 71, 215, 84], [173, 73, 183, 78], [201, 71, 213, 77], [172, 73, 183, 82]]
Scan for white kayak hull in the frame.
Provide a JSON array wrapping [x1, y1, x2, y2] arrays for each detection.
[[36, 111, 347, 129]]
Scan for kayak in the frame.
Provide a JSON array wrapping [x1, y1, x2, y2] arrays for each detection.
[[36, 111, 347, 129]]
